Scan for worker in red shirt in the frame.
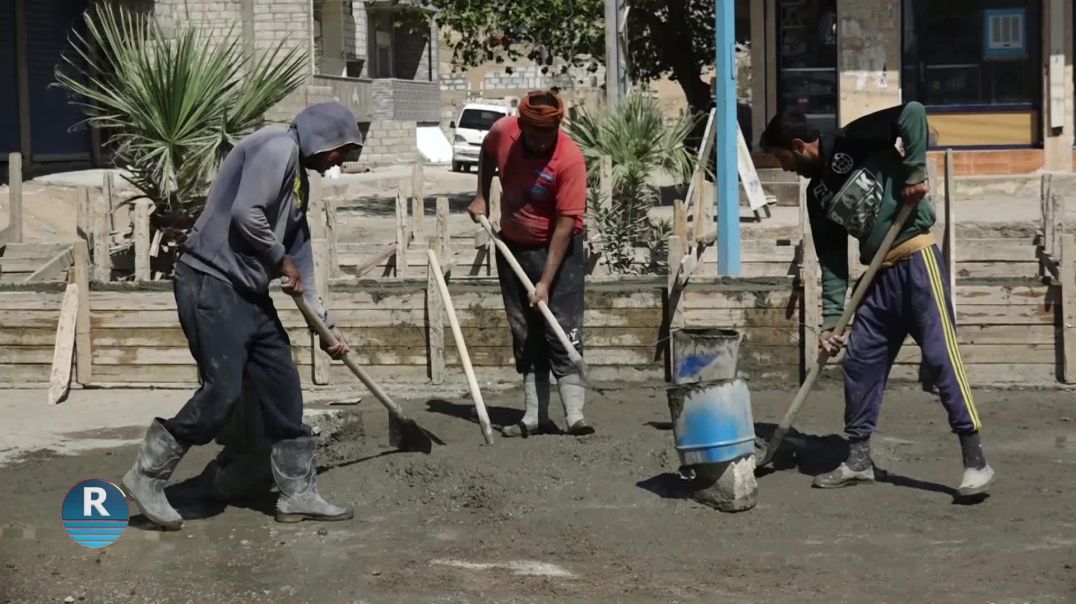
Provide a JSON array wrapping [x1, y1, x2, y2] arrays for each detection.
[[467, 90, 593, 437]]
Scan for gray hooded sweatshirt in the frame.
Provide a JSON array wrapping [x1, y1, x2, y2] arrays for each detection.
[[179, 101, 364, 329]]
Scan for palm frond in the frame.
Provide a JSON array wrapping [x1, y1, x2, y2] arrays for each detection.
[[55, 3, 310, 214]]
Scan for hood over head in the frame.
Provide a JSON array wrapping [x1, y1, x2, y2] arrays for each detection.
[[290, 101, 364, 159]]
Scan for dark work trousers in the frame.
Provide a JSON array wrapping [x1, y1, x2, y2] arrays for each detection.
[[159, 262, 309, 445], [843, 244, 982, 440], [496, 231, 586, 379]]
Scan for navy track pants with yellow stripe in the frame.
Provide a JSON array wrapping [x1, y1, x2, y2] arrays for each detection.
[[843, 244, 982, 439]]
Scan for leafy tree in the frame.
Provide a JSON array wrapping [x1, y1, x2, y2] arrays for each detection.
[[425, 0, 720, 115]]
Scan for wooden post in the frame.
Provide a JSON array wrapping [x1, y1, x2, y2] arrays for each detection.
[[673, 199, 688, 243], [799, 178, 821, 382], [1050, 180, 1063, 262], [92, 175, 113, 282], [435, 196, 450, 263], [1061, 233, 1076, 383], [690, 170, 705, 242], [667, 235, 685, 329], [48, 283, 79, 405], [411, 164, 425, 239], [133, 199, 153, 281], [71, 240, 92, 384], [943, 149, 956, 299], [76, 187, 90, 241], [599, 155, 613, 208], [394, 190, 407, 277], [427, 251, 445, 385], [8, 152, 22, 243]]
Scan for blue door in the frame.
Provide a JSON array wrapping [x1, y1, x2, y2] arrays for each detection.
[[27, 0, 92, 160]]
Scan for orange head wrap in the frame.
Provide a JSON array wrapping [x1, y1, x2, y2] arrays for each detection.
[[517, 90, 565, 129]]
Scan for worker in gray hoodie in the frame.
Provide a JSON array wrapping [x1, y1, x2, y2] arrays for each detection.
[[121, 102, 363, 529]]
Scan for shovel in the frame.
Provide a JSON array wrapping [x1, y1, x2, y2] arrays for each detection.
[[758, 201, 917, 468], [291, 293, 444, 453], [476, 216, 599, 390]]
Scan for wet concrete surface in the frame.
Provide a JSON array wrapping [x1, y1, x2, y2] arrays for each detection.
[[0, 385, 1073, 603]]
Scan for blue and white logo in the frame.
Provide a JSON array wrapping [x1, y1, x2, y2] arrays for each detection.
[[61, 479, 129, 548]]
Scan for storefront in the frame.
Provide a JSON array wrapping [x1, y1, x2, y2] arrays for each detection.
[[750, 0, 1073, 173], [901, 0, 1042, 148]]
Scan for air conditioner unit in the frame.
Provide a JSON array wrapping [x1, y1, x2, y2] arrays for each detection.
[[983, 9, 1026, 59]]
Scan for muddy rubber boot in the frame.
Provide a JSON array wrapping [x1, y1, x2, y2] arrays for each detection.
[[812, 437, 875, 488], [122, 420, 189, 530], [500, 372, 554, 437], [957, 432, 995, 497], [559, 373, 594, 436], [271, 436, 353, 523]]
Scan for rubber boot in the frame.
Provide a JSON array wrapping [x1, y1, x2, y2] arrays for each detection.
[[500, 371, 554, 437], [271, 436, 353, 523], [559, 373, 594, 436], [957, 431, 995, 497], [812, 437, 875, 488], [122, 419, 189, 530]]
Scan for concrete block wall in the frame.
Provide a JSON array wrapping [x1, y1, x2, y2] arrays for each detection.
[[152, 0, 243, 47], [372, 79, 440, 122], [359, 120, 418, 167], [250, 0, 312, 56], [345, 1, 368, 66]]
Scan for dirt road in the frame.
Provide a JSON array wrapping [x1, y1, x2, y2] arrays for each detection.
[[0, 385, 1073, 603]]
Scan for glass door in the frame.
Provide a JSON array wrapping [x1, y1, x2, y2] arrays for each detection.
[[776, 0, 838, 139]]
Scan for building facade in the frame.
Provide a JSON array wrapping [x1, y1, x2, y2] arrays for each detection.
[[0, 0, 440, 168], [749, 0, 1075, 174]]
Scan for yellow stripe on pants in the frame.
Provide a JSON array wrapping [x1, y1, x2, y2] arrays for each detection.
[[920, 248, 981, 430]]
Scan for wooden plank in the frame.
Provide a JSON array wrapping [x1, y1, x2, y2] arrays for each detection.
[[943, 149, 956, 301], [394, 190, 407, 278], [955, 284, 1056, 305], [93, 175, 112, 282], [0, 291, 66, 309], [22, 248, 73, 283], [954, 239, 1037, 262], [133, 199, 153, 281], [86, 307, 666, 329], [954, 262, 1042, 279], [1062, 233, 1076, 383], [0, 364, 52, 384], [435, 196, 450, 263], [893, 343, 1057, 365], [0, 243, 70, 259], [885, 363, 1058, 385], [427, 263, 445, 384], [72, 240, 91, 384], [411, 164, 424, 239], [1041, 174, 1053, 254], [48, 284, 79, 405], [342, 243, 397, 278], [7, 153, 22, 244], [690, 170, 705, 242]]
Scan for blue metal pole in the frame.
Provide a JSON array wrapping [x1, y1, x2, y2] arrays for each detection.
[[715, 0, 740, 275]]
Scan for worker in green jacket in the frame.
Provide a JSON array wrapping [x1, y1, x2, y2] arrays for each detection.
[[760, 102, 995, 498]]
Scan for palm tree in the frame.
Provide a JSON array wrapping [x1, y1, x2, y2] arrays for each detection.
[[55, 3, 309, 221], [565, 93, 700, 274]]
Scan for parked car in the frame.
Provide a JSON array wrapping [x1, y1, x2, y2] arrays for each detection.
[[450, 102, 514, 172]]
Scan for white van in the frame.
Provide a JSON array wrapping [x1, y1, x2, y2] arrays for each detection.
[[449, 101, 514, 172]]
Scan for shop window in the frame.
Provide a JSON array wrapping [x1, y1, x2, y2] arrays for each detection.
[[776, 0, 838, 139], [902, 0, 1042, 147]]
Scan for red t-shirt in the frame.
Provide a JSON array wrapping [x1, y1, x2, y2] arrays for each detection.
[[483, 116, 587, 246]]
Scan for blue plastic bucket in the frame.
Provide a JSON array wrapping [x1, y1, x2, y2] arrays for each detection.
[[667, 378, 756, 466], [671, 328, 741, 385]]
